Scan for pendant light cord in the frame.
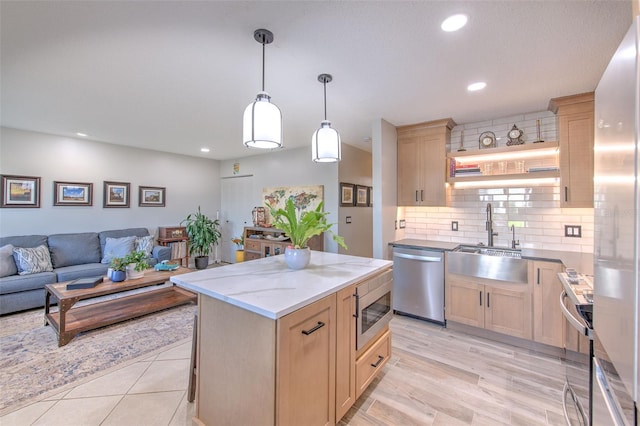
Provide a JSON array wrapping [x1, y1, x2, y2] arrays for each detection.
[[323, 80, 327, 120], [261, 36, 266, 92]]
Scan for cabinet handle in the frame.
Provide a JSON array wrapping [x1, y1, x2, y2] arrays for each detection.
[[537, 268, 541, 285], [370, 355, 384, 368], [301, 321, 325, 335], [487, 293, 490, 308], [353, 294, 359, 318], [420, 190, 424, 202], [479, 291, 482, 306], [564, 186, 568, 202], [415, 190, 419, 202]]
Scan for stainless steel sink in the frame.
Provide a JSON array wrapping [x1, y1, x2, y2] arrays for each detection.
[[448, 245, 529, 283]]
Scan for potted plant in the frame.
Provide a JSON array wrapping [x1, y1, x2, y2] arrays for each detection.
[[109, 257, 128, 282], [268, 199, 347, 269], [232, 235, 245, 263], [182, 206, 222, 269], [124, 250, 150, 279]]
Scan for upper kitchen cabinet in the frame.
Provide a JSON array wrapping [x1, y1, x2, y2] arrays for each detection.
[[548, 92, 594, 208], [397, 118, 455, 206]]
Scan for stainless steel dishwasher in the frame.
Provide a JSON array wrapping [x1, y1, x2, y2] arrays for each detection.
[[392, 246, 445, 324]]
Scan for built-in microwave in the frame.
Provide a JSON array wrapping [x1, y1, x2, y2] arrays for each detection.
[[355, 269, 393, 351]]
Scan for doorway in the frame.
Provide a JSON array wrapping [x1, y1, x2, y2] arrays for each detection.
[[220, 175, 254, 263]]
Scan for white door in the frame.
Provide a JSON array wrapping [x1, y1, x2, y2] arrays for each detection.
[[221, 175, 254, 263]]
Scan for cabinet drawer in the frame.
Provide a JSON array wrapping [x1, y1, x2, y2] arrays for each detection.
[[245, 239, 262, 251], [355, 329, 391, 399]]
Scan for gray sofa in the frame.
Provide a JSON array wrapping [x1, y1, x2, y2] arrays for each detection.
[[0, 227, 171, 315]]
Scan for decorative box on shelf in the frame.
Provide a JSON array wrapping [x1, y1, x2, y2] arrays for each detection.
[[159, 226, 187, 239]]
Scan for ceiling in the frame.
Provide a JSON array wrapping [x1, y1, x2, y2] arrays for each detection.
[[0, 1, 632, 161]]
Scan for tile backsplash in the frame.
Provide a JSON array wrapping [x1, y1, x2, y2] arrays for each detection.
[[402, 110, 594, 254], [403, 186, 594, 253]]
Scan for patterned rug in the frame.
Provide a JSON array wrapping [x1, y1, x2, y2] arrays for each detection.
[[0, 285, 196, 415]]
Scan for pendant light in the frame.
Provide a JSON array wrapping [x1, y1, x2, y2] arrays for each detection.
[[243, 29, 282, 149], [312, 74, 341, 162]]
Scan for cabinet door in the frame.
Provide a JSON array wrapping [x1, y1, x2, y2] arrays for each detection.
[[397, 136, 423, 206], [445, 276, 484, 327], [532, 261, 564, 347], [277, 294, 336, 426], [559, 110, 594, 207], [335, 285, 356, 422], [484, 284, 532, 339]]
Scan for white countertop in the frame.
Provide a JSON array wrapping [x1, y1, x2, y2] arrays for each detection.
[[171, 251, 393, 320]]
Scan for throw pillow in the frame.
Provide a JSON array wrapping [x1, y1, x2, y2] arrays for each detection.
[[101, 236, 136, 264], [0, 244, 18, 277], [135, 235, 154, 257], [12, 245, 54, 275]]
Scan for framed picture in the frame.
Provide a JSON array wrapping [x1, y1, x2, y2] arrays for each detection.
[[339, 182, 354, 207], [139, 186, 166, 207], [1, 175, 41, 208], [53, 181, 93, 206], [368, 186, 373, 207], [356, 185, 369, 207], [103, 181, 130, 208]]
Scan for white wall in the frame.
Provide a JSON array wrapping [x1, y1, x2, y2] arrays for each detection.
[[220, 145, 341, 253], [338, 143, 372, 257], [0, 127, 221, 237], [372, 118, 398, 260]]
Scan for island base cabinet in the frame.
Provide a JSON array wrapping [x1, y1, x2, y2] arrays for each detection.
[[355, 329, 391, 399], [277, 294, 336, 426]]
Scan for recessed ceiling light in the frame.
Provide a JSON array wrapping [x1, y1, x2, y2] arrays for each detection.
[[467, 82, 487, 92], [441, 14, 468, 32], [76, 132, 88, 137], [200, 148, 210, 153]]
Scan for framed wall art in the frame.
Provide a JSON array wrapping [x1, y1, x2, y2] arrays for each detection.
[[1, 175, 41, 208], [356, 185, 369, 207], [103, 181, 130, 208], [54, 181, 93, 206], [339, 182, 354, 207], [368, 186, 373, 207], [139, 186, 166, 207], [263, 185, 324, 224]]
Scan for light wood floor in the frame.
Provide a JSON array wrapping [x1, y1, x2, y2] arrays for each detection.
[[341, 315, 589, 426]]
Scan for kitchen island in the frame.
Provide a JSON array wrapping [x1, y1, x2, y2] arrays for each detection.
[[171, 252, 393, 426]]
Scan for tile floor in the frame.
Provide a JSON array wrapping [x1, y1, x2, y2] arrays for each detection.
[[1, 341, 195, 426]]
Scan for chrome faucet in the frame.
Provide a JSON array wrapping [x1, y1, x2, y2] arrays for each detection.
[[486, 203, 498, 246], [510, 225, 520, 249]]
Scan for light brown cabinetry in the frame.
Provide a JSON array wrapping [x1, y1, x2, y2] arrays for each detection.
[[549, 92, 594, 208], [446, 274, 532, 340], [277, 294, 336, 426], [335, 285, 356, 421], [397, 118, 455, 206], [355, 329, 391, 398], [531, 260, 565, 348]]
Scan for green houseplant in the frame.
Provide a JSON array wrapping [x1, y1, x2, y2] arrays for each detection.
[[182, 206, 222, 269], [123, 250, 150, 279], [268, 199, 346, 269], [109, 257, 128, 282]]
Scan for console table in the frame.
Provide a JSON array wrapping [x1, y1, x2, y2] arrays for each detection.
[[44, 269, 196, 346]]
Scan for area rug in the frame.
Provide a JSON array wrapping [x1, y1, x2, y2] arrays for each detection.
[[0, 288, 196, 414]]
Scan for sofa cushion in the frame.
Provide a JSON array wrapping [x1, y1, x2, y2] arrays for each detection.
[[0, 235, 48, 249], [55, 263, 108, 282], [0, 244, 18, 277], [99, 228, 150, 256], [101, 236, 136, 264], [135, 235, 155, 257], [0, 272, 56, 295], [48, 232, 101, 268], [13, 245, 54, 275]]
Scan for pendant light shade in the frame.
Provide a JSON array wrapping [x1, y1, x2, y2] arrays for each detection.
[[243, 29, 282, 149], [312, 74, 341, 162]]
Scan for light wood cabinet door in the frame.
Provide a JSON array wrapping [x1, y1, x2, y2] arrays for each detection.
[[277, 294, 336, 426], [445, 275, 484, 328], [550, 92, 594, 208], [532, 261, 565, 347], [397, 118, 454, 207], [335, 285, 356, 422], [484, 284, 532, 340]]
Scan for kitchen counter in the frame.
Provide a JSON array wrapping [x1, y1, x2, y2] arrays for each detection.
[[390, 239, 593, 274], [171, 251, 392, 319]]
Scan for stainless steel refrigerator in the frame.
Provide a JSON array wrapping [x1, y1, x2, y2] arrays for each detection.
[[593, 14, 639, 425]]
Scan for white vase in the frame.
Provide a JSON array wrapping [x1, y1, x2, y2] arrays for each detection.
[[126, 264, 144, 279], [284, 247, 311, 270]]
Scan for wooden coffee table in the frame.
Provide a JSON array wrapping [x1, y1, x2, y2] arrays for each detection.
[[44, 269, 196, 346]]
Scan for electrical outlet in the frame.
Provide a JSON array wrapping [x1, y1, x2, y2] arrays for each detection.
[[564, 225, 582, 238], [346, 216, 352, 224], [399, 219, 406, 229], [451, 221, 458, 231]]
